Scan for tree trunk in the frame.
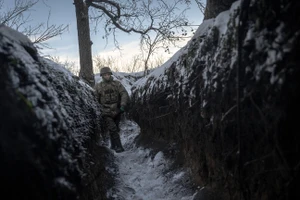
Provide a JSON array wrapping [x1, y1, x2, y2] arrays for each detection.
[[73, 0, 95, 86], [204, 0, 236, 20]]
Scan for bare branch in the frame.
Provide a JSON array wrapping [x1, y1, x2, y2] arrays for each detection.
[[0, 0, 37, 27], [194, 0, 206, 13], [86, 0, 197, 73], [89, 0, 192, 37], [0, 0, 68, 49]]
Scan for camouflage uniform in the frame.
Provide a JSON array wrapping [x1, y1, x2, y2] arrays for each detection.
[[94, 68, 129, 152]]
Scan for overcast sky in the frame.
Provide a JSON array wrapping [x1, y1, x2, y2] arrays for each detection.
[[2, 0, 204, 71]]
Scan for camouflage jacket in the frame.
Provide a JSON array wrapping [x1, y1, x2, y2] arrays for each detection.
[[94, 78, 129, 118]]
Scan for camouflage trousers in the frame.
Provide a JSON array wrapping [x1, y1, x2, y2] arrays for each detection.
[[102, 114, 122, 148]]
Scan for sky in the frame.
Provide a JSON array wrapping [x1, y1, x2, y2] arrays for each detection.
[[3, 0, 294, 198], [1, 0, 204, 72]]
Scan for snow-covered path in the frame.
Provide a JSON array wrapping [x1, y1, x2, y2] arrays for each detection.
[[106, 119, 199, 200]]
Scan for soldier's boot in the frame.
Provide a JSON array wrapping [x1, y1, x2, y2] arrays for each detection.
[[113, 136, 124, 153]]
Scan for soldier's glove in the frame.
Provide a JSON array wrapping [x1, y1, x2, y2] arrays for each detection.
[[120, 106, 125, 113]]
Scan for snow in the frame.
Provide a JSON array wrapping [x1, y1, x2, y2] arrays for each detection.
[[54, 177, 75, 191], [131, 1, 242, 98], [1, 0, 296, 197], [0, 24, 33, 47], [106, 120, 199, 200], [214, 9, 230, 35], [43, 58, 75, 82], [1, 24, 104, 196]]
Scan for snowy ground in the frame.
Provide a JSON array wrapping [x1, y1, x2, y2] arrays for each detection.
[[105, 118, 199, 200]]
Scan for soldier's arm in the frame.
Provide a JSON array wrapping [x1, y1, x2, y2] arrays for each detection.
[[118, 82, 129, 108]]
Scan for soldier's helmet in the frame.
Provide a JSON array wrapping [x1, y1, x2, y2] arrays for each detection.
[[100, 67, 112, 76]]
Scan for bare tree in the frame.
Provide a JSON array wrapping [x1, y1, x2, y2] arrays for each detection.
[[139, 27, 190, 75], [140, 34, 166, 75], [94, 0, 193, 74], [73, 0, 95, 86], [194, 0, 206, 14], [88, 0, 191, 38], [149, 54, 165, 69], [73, 0, 196, 84], [0, 0, 68, 49], [125, 54, 144, 73]]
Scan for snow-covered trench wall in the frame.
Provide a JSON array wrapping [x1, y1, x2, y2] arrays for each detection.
[[131, 0, 300, 199], [0, 26, 115, 199]]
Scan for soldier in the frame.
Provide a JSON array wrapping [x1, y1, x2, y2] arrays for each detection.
[[94, 67, 130, 153]]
